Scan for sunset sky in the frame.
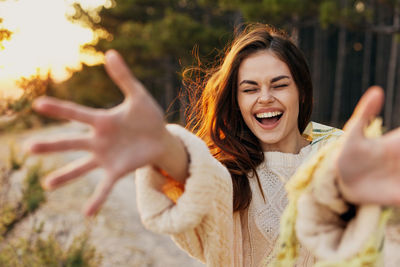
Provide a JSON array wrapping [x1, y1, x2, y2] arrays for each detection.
[[0, 0, 113, 99]]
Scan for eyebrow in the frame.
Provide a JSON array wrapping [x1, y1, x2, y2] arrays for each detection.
[[239, 75, 290, 86], [271, 75, 290, 83], [239, 80, 258, 86]]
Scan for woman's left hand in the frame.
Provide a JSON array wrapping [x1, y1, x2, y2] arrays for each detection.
[[337, 86, 400, 206]]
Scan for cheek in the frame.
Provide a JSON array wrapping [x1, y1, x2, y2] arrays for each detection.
[[283, 92, 300, 121], [238, 98, 253, 120], [237, 96, 247, 115], [293, 99, 301, 123], [293, 104, 300, 120], [237, 97, 254, 128]]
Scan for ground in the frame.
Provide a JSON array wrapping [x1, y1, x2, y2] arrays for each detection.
[[0, 122, 204, 267], [3, 121, 400, 266]]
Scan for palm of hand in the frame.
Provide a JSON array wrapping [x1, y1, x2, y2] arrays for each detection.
[[31, 50, 167, 215], [92, 97, 165, 179], [337, 87, 400, 206]]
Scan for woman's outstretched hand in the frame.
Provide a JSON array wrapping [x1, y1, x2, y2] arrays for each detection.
[[30, 50, 188, 216], [337, 86, 400, 206]]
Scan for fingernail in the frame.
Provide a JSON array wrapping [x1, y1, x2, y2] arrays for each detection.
[[83, 205, 95, 217], [32, 97, 45, 110], [105, 49, 118, 62], [22, 140, 32, 154], [41, 179, 53, 191]]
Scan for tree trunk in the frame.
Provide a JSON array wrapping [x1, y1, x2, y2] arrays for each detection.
[[163, 55, 175, 120], [394, 63, 400, 127], [312, 23, 322, 120], [375, 2, 386, 87], [331, 22, 347, 125], [361, 29, 372, 93], [384, 8, 400, 128], [233, 11, 244, 33], [291, 15, 300, 46]]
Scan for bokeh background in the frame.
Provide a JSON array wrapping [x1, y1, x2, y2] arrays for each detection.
[[1, 0, 400, 129], [1, 0, 400, 266]]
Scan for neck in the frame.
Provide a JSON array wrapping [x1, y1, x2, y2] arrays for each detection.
[[262, 131, 309, 154]]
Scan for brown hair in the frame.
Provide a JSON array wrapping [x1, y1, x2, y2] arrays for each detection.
[[184, 24, 313, 212]]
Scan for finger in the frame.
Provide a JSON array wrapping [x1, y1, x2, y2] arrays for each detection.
[[43, 157, 97, 190], [104, 49, 146, 97], [33, 96, 97, 125], [83, 177, 117, 216], [343, 86, 384, 134], [30, 136, 92, 154], [383, 127, 400, 157]]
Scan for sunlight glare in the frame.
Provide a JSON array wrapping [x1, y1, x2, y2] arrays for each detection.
[[0, 0, 113, 99]]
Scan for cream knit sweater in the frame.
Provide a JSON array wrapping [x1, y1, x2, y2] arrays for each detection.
[[242, 145, 315, 266], [135, 122, 387, 266]]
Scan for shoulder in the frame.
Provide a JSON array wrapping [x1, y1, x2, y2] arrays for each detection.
[[302, 121, 343, 147]]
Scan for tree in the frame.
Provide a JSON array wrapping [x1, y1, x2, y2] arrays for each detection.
[[384, 6, 400, 128], [331, 0, 348, 126], [60, 0, 236, 122], [50, 0, 400, 127]]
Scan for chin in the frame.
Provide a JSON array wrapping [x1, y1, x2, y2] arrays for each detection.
[[257, 135, 283, 148]]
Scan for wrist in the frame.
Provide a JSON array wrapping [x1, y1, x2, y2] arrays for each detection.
[[153, 126, 189, 184]]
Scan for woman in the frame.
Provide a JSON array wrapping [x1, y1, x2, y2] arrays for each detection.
[[30, 24, 400, 266]]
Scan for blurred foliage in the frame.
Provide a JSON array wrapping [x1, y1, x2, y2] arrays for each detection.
[[22, 162, 45, 213], [59, 0, 237, 119], [0, 229, 101, 266], [0, 144, 101, 266], [0, 17, 12, 49], [0, 158, 45, 237], [2, 0, 400, 126], [0, 74, 57, 132], [214, 0, 373, 30], [9, 142, 27, 170], [54, 0, 380, 121]]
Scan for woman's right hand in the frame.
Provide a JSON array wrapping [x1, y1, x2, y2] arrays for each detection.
[[30, 50, 188, 216]]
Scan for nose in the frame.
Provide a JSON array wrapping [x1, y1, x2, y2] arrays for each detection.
[[257, 87, 275, 104]]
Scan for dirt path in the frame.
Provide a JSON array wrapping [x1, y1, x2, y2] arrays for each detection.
[[7, 122, 400, 266], [1, 122, 204, 267]]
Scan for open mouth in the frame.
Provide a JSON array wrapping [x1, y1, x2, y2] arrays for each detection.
[[255, 111, 283, 126]]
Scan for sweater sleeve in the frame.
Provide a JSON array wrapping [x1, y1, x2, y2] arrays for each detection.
[[135, 124, 234, 266], [268, 119, 390, 267], [295, 141, 386, 264]]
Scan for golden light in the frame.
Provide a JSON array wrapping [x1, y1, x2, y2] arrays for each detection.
[[353, 42, 363, 52], [0, 0, 113, 99], [355, 1, 365, 13]]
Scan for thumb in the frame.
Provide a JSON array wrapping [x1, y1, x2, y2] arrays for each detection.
[[343, 86, 384, 135]]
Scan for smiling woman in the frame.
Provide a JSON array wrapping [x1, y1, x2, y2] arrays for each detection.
[[0, 0, 112, 99], [27, 23, 400, 267], [237, 51, 308, 153]]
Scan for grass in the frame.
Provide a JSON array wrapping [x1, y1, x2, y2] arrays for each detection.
[[0, 158, 45, 237], [22, 162, 45, 213], [0, 230, 101, 267], [0, 143, 102, 266]]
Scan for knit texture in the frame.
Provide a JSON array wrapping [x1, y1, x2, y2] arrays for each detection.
[[243, 145, 315, 266], [269, 118, 390, 266], [136, 124, 233, 266], [135, 122, 390, 266]]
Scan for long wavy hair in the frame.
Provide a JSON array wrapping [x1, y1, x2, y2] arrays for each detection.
[[184, 24, 313, 212]]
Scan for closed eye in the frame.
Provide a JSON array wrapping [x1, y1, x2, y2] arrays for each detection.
[[273, 84, 288, 89], [242, 88, 258, 93]]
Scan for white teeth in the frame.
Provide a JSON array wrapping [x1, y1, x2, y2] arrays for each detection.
[[255, 111, 283, 118]]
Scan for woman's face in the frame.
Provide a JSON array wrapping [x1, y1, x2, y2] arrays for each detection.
[[237, 50, 303, 153]]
